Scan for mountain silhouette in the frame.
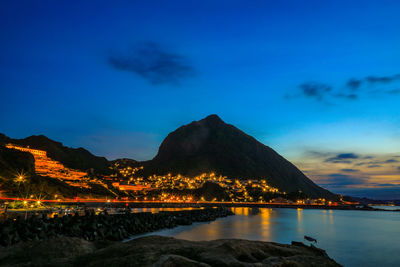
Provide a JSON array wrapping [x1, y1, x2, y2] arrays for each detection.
[[139, 115, 334, 199]]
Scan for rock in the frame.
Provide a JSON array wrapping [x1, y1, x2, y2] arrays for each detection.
[[0, 208, 234, 246], [153, 254, 210, 267], [0, 236, 341, 266], [0, 236, 98, 266]]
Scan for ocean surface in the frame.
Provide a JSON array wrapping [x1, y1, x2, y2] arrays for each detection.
[[131, 207, 400, 266]]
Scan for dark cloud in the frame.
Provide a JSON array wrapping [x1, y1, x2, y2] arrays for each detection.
[[108, 42, 195, 85], [289, 72, 400, 103], [367, 164, 382, 168], [305, 150, 332, 158], [321, 173, 367, 187], [325, 153, 359, 163], [388, 89, 400, 95], [372, 183, 398, 187], [335, 93, 358, 100], [298, 82, 332, 101], [358, 159, 399, 166], [346, 78, 363, 90], [366, 74, 400, 84], [341, 168, 359, 172], [339, 187, 400, 200]]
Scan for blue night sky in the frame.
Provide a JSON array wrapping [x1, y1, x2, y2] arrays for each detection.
[[1, 0, 400, 199]]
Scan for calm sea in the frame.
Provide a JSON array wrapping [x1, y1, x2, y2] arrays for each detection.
[[130, 207, 400, 267]]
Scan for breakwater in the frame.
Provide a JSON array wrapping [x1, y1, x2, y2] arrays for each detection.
[[0, 207, 234, 246]]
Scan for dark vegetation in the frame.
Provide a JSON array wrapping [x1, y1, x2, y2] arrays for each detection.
[[0, 145, 35, 177]]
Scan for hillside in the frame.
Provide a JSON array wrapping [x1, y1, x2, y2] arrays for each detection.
[[138, 115, 335, 199], [4, 134, 111, 174], [0, 134, 115, 198], [0, 145, 35, 177]]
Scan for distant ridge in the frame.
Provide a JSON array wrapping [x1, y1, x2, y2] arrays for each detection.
[[1, 134, 111, 174], [138, 114, 335, 199]]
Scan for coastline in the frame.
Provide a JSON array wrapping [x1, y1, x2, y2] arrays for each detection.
[[0, 235, 341, 266], [0, 207, 341, 266], [0, 208, 234, 247], [81, 202, 400, 212], [4, 202, 399, 221]]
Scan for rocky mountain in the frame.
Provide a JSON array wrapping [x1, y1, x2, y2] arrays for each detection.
[[139, 115, 335, 199]]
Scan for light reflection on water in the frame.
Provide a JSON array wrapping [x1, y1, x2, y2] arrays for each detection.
[[132, 207, 400, 267], [130, 207, 197, 213]]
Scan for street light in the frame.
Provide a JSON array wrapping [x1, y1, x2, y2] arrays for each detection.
[[14, 173, 26, 184]]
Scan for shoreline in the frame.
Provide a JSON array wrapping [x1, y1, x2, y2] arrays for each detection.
[[79, 201, 400, 212], [4, 202, 399, 219], [0, 207, 234, 247], [0, 235, 342, 266]]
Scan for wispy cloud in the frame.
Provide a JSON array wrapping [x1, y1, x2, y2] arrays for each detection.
[[365, 74, 400, 84], [108, 42, 195, 85], [334, 93, 358, 100], [341, 168, 359, 172], [319, 173, 368, 187], [297, 150, 400, 198], [298, 82, 332, 101], [367, 164, 382, 168], [287, 72, 400, 103], [346, 78, 363, 90], [325, 153, 359, 164]]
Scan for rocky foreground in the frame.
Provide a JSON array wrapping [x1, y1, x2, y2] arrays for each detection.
[[0, 235, 341, 266], [0, 208, 233, 246]]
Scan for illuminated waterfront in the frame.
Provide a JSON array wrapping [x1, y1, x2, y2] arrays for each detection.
[[4, 143, 342, 205], [132, 207, 400, 267]]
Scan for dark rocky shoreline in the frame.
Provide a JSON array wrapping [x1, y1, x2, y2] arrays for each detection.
[[0, 235, 341, 266], [0, 208, 233, 247]]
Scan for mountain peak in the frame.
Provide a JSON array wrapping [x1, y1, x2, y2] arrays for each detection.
[[143, 116, 335, 199], [201, 114, 224, 123]]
